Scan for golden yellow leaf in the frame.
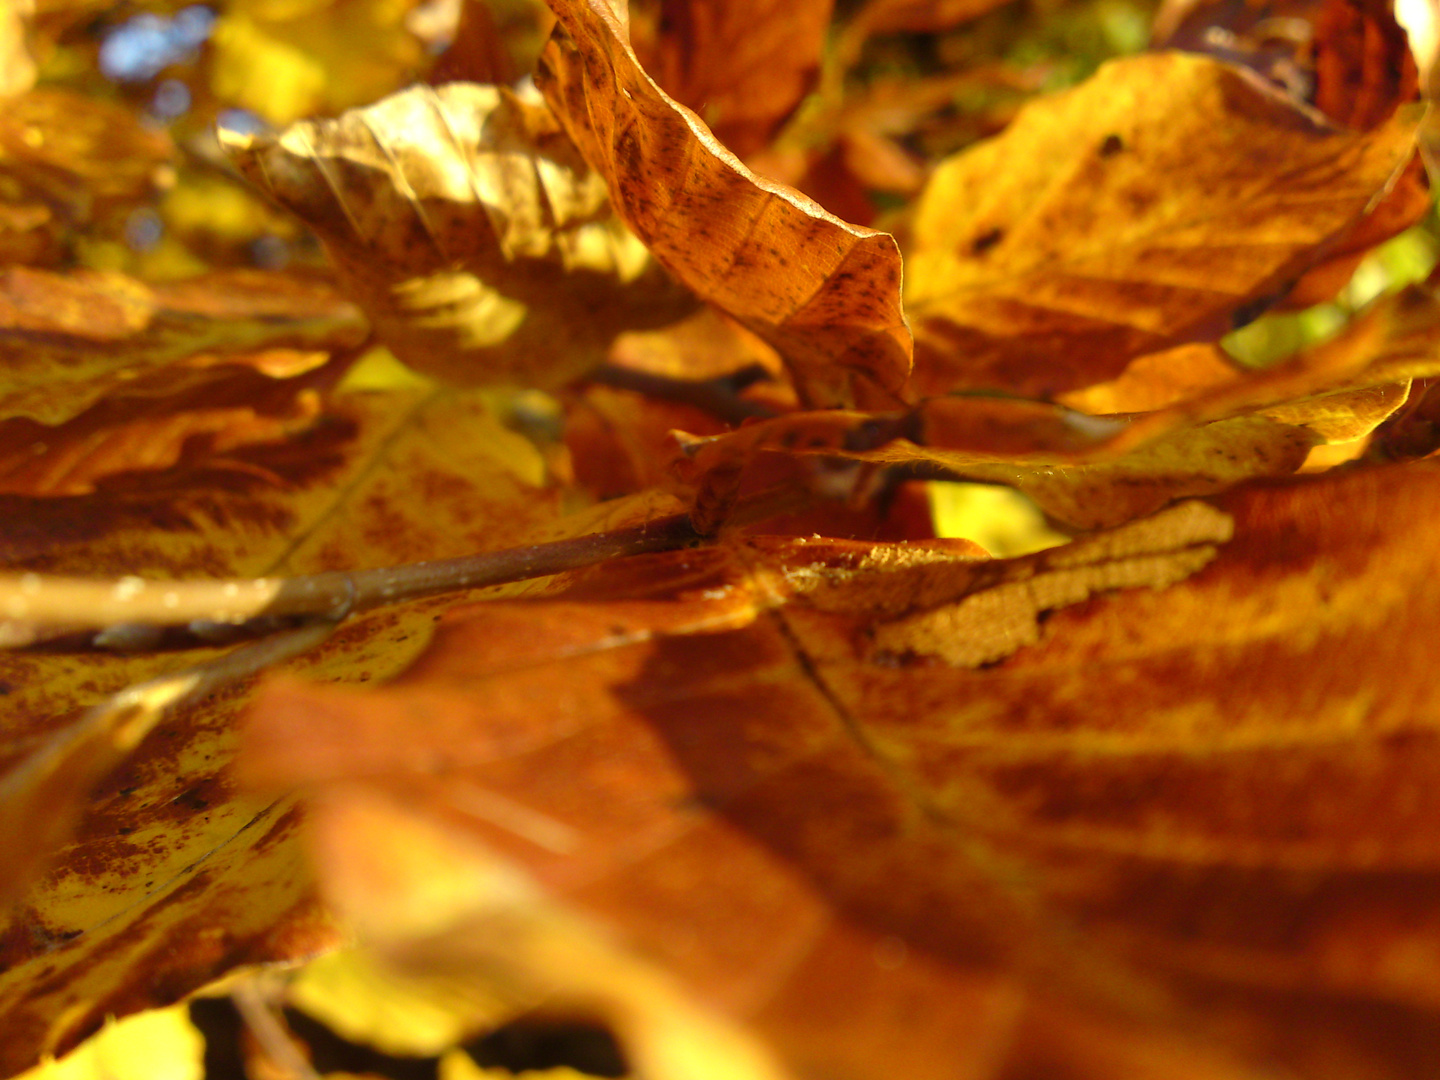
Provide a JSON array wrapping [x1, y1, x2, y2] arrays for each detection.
[[224, 82, 694, 390], [536, 0, 913, 408], [210, 0, 427, 125], [901, 51, 1421, 397], [0, 384, 562, 1073]]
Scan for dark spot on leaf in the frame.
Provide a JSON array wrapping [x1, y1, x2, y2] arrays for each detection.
[[1099, 133, 1125, 157], [970, 228, 1005, 255]]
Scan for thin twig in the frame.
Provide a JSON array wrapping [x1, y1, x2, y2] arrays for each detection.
[[0, 514, 703, 650]]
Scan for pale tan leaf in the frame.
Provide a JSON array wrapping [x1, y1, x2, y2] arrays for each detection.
[[223, 82, 694, 390]]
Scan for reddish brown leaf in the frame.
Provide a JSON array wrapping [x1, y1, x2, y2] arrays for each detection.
[[629, 0, 834, 158], [243, 460, 1440, 1080], [536, 0, 913, 408]]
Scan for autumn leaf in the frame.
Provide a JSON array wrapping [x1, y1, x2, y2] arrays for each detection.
[[241, 459, 1440, 1080], [628, 0, 834, 159], [900, 51, 1421, 397], [0, 381, 568, 1071], [536, 0, 913, 408], [0, 266, 363, 424], [3, 0, 1439, 1076], [223, 82, 694, 390]]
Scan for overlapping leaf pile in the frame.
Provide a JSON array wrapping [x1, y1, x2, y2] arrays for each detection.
[[1, 0, 1440, 1078]]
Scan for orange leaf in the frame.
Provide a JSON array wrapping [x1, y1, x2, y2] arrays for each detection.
[[629, 0, 834, 158], [243, 460, 1440, 1080], [536, 0, 913, 408], [901, 52, 1421, 398]]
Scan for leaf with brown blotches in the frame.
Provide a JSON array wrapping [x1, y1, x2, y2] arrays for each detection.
[[242, 459, 1440, 1080], [536, 0, 913, 408], [0, 383, 569, 1073], [223, 82, 694, 391], [0, 267, 365, 424], [628, 0, 834, 158], [901, 51, 1421, 398]]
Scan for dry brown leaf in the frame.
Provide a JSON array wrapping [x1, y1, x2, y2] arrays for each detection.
[[628, 0, 834, 158], [0, 364, 332, 497], [536, 0, 913, 408], [242, 459, 1440, 1080], [224, 82, 694, 390], [901, 51, 1421, 398], [0, 267, 365, 424]]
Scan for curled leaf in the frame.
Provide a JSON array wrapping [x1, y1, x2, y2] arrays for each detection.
[[536, 0, 913, 408], [224, 82, 694, 390]]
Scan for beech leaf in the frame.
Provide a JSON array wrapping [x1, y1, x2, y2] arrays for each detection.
[[0, 267, 364, 425], [223, 82, 694, 390], [901, 51, 1422, 397], [241, 460, 1440, 1080], [0, 385, 563, 1072], [536, 0, 913, 408], [629, 0, 834, 158]]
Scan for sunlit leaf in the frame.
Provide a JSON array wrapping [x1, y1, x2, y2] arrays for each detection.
[[536, 0, 913, 408], [901, 51, 1421, 397], [210, 0, 427, 125], [224, 82, 694, 390]]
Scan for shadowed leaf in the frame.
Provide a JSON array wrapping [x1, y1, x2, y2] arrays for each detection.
[[241, 460, 1440, 1080], [0, 267, 365, 424], [629, 0, 834, 158], [0, 385, 564, 1073]]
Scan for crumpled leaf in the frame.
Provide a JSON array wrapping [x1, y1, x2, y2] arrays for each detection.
[[0, 383, 566, 1074], [241, 459, 1440, 1080], [901, 51, 1421, 398], [628, 0, 834, 158], [0, 267, 365, 424], [224, 82, 694, 390], [536, 0, 913, 408]]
